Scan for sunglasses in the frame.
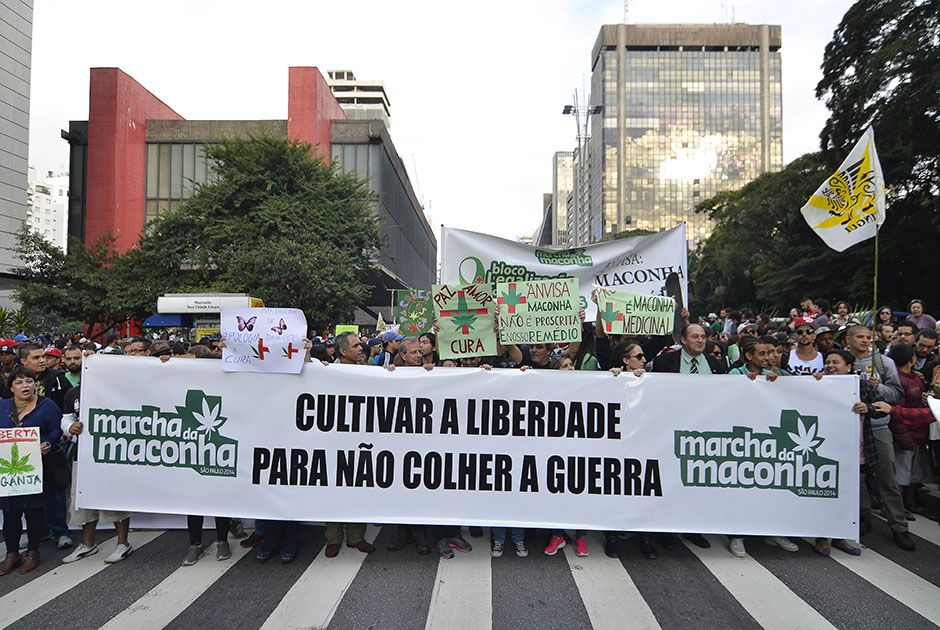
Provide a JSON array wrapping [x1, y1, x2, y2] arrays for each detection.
[[795, 329, 814, 335], [630, 352, 645, 360], [710, 350, 723, 357], [880, 311, 891, 315]]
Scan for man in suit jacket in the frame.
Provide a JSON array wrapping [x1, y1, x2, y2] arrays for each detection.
[[644, 323, 724, 558], [652, 323, 727, 375]]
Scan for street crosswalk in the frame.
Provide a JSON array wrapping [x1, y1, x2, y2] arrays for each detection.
[[2, 517, 940, 629]]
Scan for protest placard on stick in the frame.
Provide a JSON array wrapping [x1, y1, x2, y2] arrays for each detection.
[[221, 307, 308, 374], [497, 278, 581, 344]]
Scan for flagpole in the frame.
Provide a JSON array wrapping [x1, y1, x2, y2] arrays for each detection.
[[872, 228, 880, 332]]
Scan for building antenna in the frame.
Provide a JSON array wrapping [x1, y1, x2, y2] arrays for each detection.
[[623, 0, 629, 24]]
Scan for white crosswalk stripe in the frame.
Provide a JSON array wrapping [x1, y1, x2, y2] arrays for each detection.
[[809, 537, 940, 623], [685, 535, 837, 630], [425, 534, 492, 630], [563, 533, 660, 630], [5, 527, 940, 628], [0, 530, 163, 629], [261, 525, 381, 630], [99, 540, 251, 630]]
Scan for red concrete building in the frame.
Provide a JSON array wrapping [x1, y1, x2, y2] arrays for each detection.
[[65, 67, 345, 252]]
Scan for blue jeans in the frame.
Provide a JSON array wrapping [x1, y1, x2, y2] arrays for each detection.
[[44, 489, 70, 538], [492, 527, 524, 544]]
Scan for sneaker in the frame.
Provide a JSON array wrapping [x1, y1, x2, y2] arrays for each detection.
[[105, 543, 133, 564], [182, 544, 202, 566], [729, 537, 747, 558], [574, 537, 588, 557], [544, 535, 566, 556], [62, 543, 98, 564], [514, 541, 528, 558], [764, 536, 799, 552], [491, 540, 504, 558], [216, 541, 231, 561], [240, 532, 264, 548], [56, 536, 73, 550], [447, 535, 472, 553], [437, 539, 455, 559]]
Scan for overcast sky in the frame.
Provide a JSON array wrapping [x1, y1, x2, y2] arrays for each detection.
[[27, 0, 852, 242]]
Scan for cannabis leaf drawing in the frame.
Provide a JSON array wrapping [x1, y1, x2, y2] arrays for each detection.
[[787, 418, 824, 456], [498, 284, 527, 314], [0, 442, 35, 475]]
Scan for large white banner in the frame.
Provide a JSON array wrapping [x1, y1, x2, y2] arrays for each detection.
[[77, 356, 859, 538], [440, 225, 688, 318]]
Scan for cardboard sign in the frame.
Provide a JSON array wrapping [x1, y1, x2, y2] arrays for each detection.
[[395, 289, 434, 336], [0, 427, 43, 497], [497, 278, 581, 344], [432, 284, 496, 360], [594, 288, 676, 336], [221, 307, 308, 374]]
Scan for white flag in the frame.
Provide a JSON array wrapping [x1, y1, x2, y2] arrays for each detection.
[[800, 127, 886, 252]]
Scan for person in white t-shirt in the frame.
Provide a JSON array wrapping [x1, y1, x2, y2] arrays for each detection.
[[786, 319, 825, 376]]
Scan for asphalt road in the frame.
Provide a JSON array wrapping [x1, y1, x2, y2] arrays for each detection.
[[2, 493, 940, 630]]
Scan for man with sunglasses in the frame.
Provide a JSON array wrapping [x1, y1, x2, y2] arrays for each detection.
[[786, 319, 824, 376]]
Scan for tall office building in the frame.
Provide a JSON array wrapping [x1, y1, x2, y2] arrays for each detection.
[[583, 23, 782, 244], [327, 70, 392, 128], [0, 0, 32, 306], [551, 151, 574, 246], [26, 167, 69, 252]]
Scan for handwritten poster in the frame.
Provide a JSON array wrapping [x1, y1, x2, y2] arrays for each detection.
[[594, 288, 675, 336], [220, 307, 308, 374], [432, 284, 496, 360], [497, 278, 581, 344]]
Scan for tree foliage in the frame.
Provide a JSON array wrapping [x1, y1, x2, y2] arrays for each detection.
[[691, 0, 940, 314], [14, 230, 153, 333], [15, 137, 382, 329], [137, 137, 381, 324]]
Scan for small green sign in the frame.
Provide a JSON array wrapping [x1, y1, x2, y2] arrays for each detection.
[[595, 288, 675, 336]]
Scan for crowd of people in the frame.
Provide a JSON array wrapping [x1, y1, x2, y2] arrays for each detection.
[[1, 295, 939, 575]]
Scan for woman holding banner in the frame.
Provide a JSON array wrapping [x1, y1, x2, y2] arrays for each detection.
[[0, 366, 63, 575]]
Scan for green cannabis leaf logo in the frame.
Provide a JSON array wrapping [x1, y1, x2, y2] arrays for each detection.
[[176, 391, 227, 437], [0, 442, 36, 475]]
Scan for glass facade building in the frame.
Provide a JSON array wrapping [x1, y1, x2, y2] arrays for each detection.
[[584, 24, 783, 245]]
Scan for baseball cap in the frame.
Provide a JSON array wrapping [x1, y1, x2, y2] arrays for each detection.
[[13, 334, 29, 342], [793, 317, 817, 330], [815, 326, 832, 334], [381, 331, 404, 343], [44, 347, 62, 358], [0, 345, 13, 354], [367, 338, 383, 347]]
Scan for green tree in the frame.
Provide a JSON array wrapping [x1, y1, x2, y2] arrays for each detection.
[[13, 230, 151, 335], [136, 137, 381, 324]]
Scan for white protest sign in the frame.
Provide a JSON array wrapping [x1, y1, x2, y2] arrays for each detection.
[[78, 356, 859, 538], [0, 427, 43, 497], [220, 307, 308, 374], [441, 224, 687, 318]]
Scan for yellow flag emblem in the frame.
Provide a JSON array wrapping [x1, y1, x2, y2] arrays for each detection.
[[800, 127, 885, 252]]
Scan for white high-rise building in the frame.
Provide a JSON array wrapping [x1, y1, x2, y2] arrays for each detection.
[[26, 167, 69, 252], [327, 70, 392, 128]]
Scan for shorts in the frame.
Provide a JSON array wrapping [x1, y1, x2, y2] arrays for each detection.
[[69, 466, 131, 527]]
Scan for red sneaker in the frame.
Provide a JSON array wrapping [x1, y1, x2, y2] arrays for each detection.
[[575, 537, 588, 557], [544, 535, 566, 556]]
